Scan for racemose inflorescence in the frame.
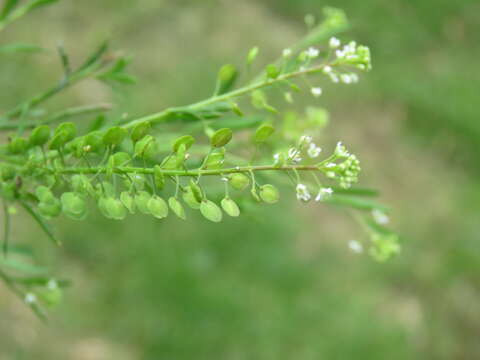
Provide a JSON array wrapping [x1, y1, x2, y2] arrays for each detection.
[[0, 2, 399, 319]]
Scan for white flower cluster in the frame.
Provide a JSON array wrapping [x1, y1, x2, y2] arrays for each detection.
[[348, 240, 364, 254], [334, 40, 372, 71], [315, 187, 333, 202], [306, 46, 319, 59], [324, 142, 361, 188], [372, 209, 390, 225], [296, 184, 311, 202], [300, 135, 322, 158]]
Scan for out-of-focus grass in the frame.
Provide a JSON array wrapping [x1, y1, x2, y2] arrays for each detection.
[[1, 1, 480, 359]]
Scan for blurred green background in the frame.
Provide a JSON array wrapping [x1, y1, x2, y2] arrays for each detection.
[[1, 0, 480, 359]]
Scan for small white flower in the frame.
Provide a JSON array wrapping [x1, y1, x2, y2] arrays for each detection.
[[311, 87, 322, 97], [287, 148, 302, 163], [350, 73, 359, 83], [299, 66, 307, 72], [323, 65, 332, 74], [282, 48, 292, 57], [335, 141, 350, 157], [340, 74, 352, 84], [372, 209, 390, 225], [306, 47, 319, 58], [220, 177, 229, 182], [25, 293, 37, 304], [315, 187, 333, 201], [348, 240, 363, 254], [273, 153, 280, 162], [296, 183, 311, 202], [307, 143, 322, 158], [299, 135, 313, 145], [335, 49, 345, 59], [329, 37, 341, 48], [329, 73, 339, 83], [326, 162, 336, 168]]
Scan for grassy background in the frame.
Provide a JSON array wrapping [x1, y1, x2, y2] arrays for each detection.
[[1, 0, 480, 359]]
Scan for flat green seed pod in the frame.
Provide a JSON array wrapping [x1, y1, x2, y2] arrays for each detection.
[[172, 135, 195, 152], [61, 192, 87, 220], [221, 197, 240, 217], [210, 128, 232, 147], [103, 126, 127, 146], [120, 191, 135, 214], [29, 125, 50, 147], [229, 173, 249, 191], [147, 195, 168, 219], [131, 121, 151, 142], [259, 184, 280, 204], [182, 187, 201, 210], [200, 200, 223, 223], [168, 197, 186, 220], [134, 191, 151, 215]]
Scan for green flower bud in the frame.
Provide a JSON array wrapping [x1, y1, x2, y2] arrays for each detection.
[[200, 200, 223, 222], [147, 195, 168, 219], [221, 197, 240, 217], [176, 143, 186, 168], [103, 126, 127, 146], [229, 173, 249, 191], [168, 197, 186, 220], [172, 135, 195, 152], [61, 192, 87, 220], [182, 187, 201, 210], [120, 191, 135, 214], [259, 184, 280, 204], [71, 175, 95, 196], [211, 128, 232, 148], [134, 191, 151, 215], [29, 125, 50, 147], [266, 64, 279, 79], [37, 283, 63, 308]]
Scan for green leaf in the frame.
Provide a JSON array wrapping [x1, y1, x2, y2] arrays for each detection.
[[0, 0, 19, 20], [253, 123, 275, 143], [168, 197, 186, 220], [221, 197, 240, 217], [0, 43, 44, 53], [324, 195, 389, 212], [211, 128, 232, 148], [200, 200, 222, 223]]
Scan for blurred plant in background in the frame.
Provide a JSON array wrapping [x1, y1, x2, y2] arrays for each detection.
[[1, 0, 479, 359]]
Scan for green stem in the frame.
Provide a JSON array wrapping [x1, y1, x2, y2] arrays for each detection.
[[54, 164, 319, 177]]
